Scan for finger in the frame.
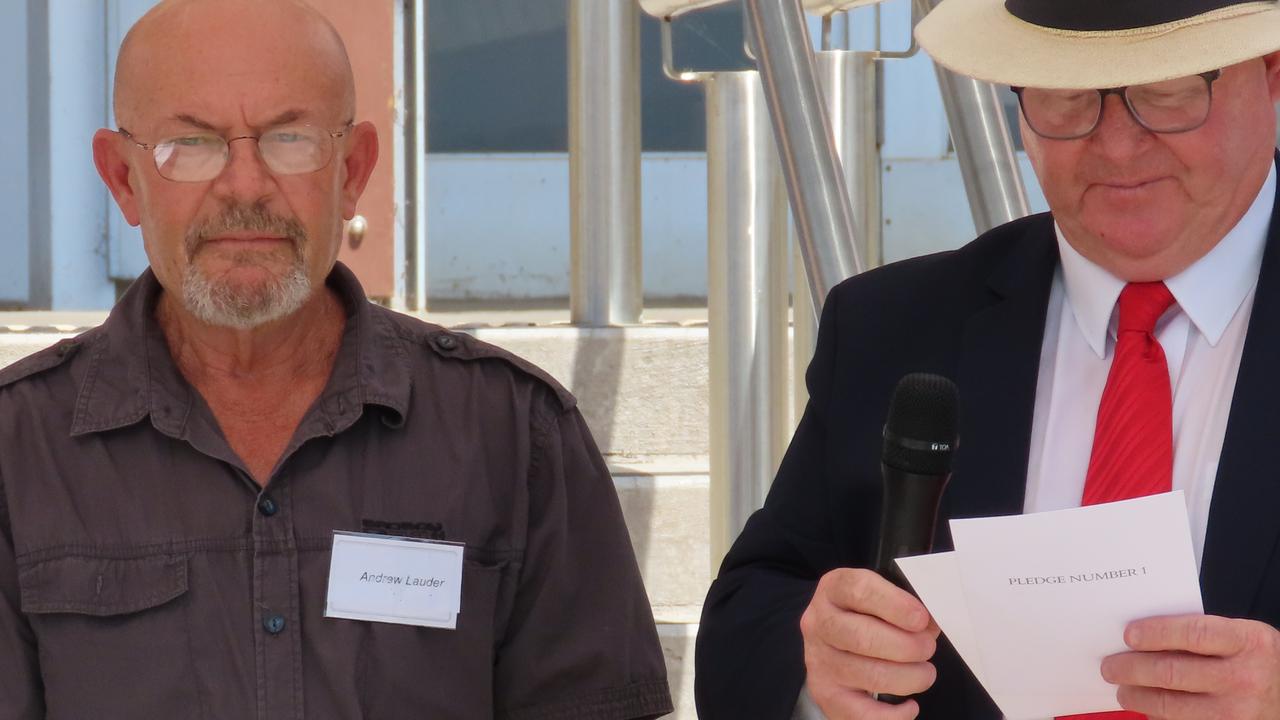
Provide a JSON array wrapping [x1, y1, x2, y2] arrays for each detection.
[[808, 641, 938, 696], [809, 683, 921, 720], [816, 609, 937, 663], [823, 568, 931, 632], [1101, 650, 1229, 694], [1126, 615, 1250, 656], [1116, 683, 1224, 720]]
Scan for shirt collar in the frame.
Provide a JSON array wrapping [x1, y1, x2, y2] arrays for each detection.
[[70, 262, 411, 438], [1057, 162, 1276, 358]]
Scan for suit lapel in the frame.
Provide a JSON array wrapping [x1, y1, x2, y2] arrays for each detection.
[[1200, 166, 1280, 618], [946, 220, 1059, 528]]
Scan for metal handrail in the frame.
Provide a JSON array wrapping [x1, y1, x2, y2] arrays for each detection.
[[649, 0, 879, 567], [912, 0, 1031, 232], [641, 0, 1032, 569], [819, 5, 917, 59], [743, 0, 865, 322], [794, 1, 900, 433]]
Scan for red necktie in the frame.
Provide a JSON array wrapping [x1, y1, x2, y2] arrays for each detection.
[[1059, 282, 1175, 720]]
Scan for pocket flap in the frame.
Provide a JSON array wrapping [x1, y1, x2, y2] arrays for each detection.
[[19, 554, 188, 616]]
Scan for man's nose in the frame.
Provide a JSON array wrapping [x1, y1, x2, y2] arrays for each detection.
[[210, 137, 277, 203], [1089, 93, 1154, 157]]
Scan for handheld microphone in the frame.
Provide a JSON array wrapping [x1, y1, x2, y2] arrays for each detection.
[[873, 373, 959, 706], [875, 372, 960, 588]]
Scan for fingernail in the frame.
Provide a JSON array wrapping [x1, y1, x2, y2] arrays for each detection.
[[1126, 626, 1141, 647]]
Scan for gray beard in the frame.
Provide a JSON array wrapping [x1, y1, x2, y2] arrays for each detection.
[[180, 204, 314, 329], [182, 255, 312, 330]]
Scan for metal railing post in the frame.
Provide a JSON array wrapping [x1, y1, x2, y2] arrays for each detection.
[[743, 0, 864, 320], [792, 240, 817, 428], [794, 43, 883, 420], [706, 72, 791, 568], [402, 0, 428, 311], [817, 50, 882, 268], [569, 0, 643, 326], [913, 0, 1030, 232]]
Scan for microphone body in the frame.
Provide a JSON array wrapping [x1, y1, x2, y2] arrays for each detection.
[[874, 466, 951, 590], [872, 373, 959, 705]]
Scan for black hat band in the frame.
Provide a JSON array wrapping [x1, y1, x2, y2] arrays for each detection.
[[1005, 0, 1265, 32]]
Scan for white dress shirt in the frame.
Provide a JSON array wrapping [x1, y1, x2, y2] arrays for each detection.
[[1015, 167, 1274, 720], [1024, 164, 1276, 568]]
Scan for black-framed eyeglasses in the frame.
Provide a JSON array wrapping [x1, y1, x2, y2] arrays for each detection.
[[117, 123, 353, 182], [1011, 70, 1222, 141]]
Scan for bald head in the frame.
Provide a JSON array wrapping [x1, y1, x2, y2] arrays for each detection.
[[113, 0, 356, 131]]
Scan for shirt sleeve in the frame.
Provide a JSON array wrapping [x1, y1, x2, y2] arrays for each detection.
[[693, 289, 849, 720], [0, 461, 45, 718], [493, 395, 674, 720]]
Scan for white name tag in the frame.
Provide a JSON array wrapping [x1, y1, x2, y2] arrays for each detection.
[[324, 531, 464, 629]]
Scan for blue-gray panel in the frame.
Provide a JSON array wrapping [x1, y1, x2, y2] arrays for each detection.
[[425, 152, 1047, 303], [0, 1, 30, 305], [427, 0, 749, 153], [36, 0, 117, 309], [105, 0, 159, 282], [881, 155, 1049, 265], [426, 153, 708, 301]]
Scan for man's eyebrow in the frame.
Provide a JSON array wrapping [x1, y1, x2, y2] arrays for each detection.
[[172, 114, 218, 131], [168, 109, 312, 131], [264, 109, 308, 126]]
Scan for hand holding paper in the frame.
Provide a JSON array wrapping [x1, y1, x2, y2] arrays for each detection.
[[896, 492, 1204, 720], [1102, 613, 1280, 719]]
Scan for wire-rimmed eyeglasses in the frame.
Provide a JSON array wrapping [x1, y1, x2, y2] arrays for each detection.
[[117, 123, 352, 182]]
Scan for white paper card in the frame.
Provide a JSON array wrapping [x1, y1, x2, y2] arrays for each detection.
[[894, 551, 987, 686], [325, 531, 464, 629], [897, 492, 1203, 720]]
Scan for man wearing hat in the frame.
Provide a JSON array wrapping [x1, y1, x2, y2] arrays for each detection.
[[695, 0, 1280, 718]]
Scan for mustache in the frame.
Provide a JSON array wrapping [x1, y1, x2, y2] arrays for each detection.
[[184, 204, 307, 259], [1075, 157, 1175, 186]]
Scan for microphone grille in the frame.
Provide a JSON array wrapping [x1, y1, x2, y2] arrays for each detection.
[[883, 373, 960, 474]]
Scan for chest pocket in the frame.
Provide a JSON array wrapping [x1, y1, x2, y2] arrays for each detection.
[[348, 555, 509, 718], [18, 553, 204, 720]]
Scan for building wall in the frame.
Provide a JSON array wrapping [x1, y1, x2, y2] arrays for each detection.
[[0, 1, 30, 306], [5, 0, 1273, 309]]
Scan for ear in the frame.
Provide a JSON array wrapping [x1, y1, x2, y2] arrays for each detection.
[[338, 121, 379, 221], [92, 129, 143, 227], [1264, 51, 1280, 104]]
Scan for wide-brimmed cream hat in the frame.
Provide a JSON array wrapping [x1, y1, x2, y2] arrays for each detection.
[[916, 0, 1280, 89]]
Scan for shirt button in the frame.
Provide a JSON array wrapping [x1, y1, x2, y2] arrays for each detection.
[[433, 333, 458, 351], [263, 614, 286, 635], [258, 496, 279, 517]]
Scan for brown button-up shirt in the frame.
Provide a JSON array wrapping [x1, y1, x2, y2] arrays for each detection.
[[0, 264, 672, 720]]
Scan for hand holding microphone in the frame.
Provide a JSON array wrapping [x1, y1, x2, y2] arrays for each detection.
[[800, 374, 958, 719], [800, 568, 940, 719]]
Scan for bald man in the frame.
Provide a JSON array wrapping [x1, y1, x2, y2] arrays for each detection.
[[0, 2, 673, 718]]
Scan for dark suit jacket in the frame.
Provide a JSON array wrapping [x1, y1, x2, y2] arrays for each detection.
[[694, 171, 1280, 719]]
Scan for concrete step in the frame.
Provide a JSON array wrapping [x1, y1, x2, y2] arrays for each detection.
[[0, 331, 76, 371], [469, 325, 712, 457], [659, 622, 698, 720], [614, 457, 706, 719], [611, 456, 711, 624]]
